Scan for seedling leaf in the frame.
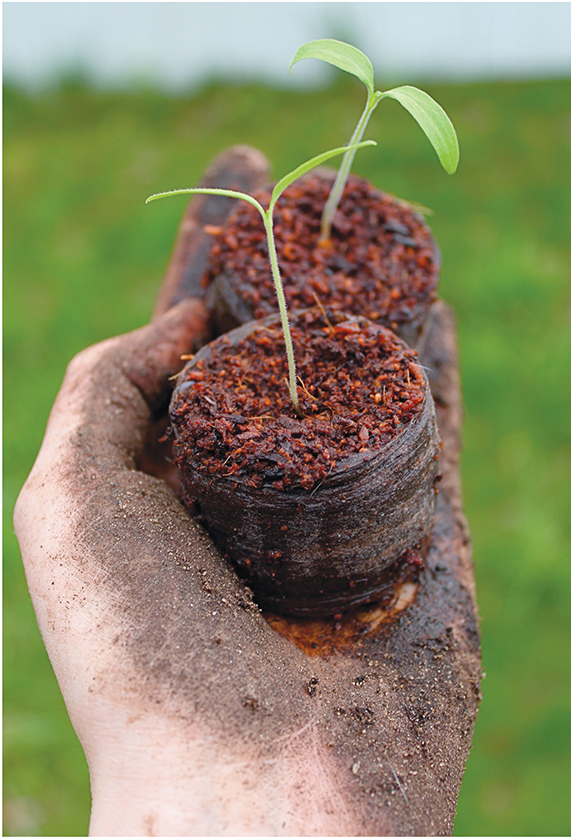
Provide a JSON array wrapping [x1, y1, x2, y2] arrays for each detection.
[[290, 38, 375, 96], [381, 86, 459, 174], [270, 140, 376, 213], [145, 187, 265, 216], [291, 40, 459, 237]]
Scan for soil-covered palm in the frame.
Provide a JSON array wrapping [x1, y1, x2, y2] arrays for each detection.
[[15, 147, 480, 836]]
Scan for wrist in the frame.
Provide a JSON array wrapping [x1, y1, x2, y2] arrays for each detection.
[[85, 702, 358, 836]]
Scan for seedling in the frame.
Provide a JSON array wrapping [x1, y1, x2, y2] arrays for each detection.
[[146, 139, 375, 417], [290, 38, 459, 241]]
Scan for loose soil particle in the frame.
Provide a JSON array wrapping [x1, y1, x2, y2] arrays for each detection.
[[204, 172, 440, 338], [170, 309, 425, 493]]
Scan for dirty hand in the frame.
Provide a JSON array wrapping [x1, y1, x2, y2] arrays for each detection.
[[15, 147, 480, 837], [13, 299, 391, 836]]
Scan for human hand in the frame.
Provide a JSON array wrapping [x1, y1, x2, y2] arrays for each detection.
[[15, 147, 481, 836]]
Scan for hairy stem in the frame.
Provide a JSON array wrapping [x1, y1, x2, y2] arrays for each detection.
[[263, 214, 302, 417], [320, 92, 380, 242]]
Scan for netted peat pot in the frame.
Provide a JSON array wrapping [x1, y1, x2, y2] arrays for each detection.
[[204, 171, 441, 348], [169, 308, 441, 618]]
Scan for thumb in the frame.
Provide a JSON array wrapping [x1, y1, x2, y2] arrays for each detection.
[[41, 298, 211, 473]]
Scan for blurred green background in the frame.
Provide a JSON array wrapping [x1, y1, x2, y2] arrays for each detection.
[[4, 75, 571, 835]]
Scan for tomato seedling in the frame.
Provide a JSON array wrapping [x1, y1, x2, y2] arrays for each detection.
[[290, 38, 459, 241], [146, 139, 375, 417]]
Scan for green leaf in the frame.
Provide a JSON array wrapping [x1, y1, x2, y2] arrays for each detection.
[[290, 39, 375, 96], [381, 86, 459, 174], [269, 140, 376, 213], [145, 186, 265, 218]]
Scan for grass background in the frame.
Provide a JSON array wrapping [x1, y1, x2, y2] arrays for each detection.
[[4, 75, 571, 835]]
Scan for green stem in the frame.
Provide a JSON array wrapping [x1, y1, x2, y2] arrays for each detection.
[[263, 213, 302, 417], [320, 91, 381, 241]]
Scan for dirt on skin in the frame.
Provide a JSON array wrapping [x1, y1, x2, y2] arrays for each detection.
[[65, 297, 479, 835]]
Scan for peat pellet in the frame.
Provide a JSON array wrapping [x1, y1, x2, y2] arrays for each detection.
[[204, 171, 441, 347], [169, 308, 441, 617]]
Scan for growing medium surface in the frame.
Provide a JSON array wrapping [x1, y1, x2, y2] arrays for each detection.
[[170, 309, 425, 492], [205, 172, 439, 336]]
